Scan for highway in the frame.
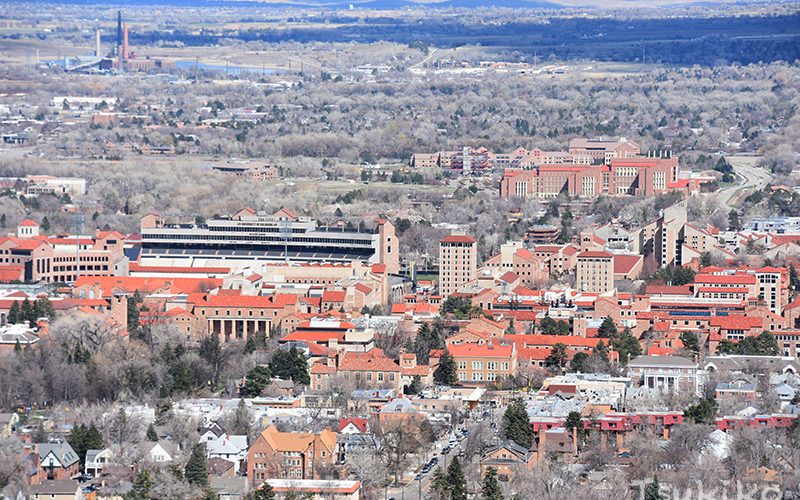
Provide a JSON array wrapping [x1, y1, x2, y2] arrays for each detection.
[[708, 155, 770, 211]]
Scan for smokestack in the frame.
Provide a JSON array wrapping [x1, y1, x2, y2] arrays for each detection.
[[95, 29, 101, 58], [116, 11, 122, 69], [123, 23, 128, 60]]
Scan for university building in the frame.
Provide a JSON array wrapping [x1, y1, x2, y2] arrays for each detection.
[[499, 156, 678, 200], [439, 233, 477, 298], [139, 208, 398, 275]]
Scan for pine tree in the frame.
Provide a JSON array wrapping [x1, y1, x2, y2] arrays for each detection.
[[481, 466, 502, 500], [644, 475, 665, 500], [241, 365, 272, 397], [597, 316, 617, 338], [501, 399, 534, 449], [430, 467, 450, 499], [8, 301, 20, 324], [447, 457, 467, 500], [33, 298, 55, 320], [434, 349, 457, 386], [407, 375, 422, 395], [128, 290, 142, 338], [146, 423, 159, 442], [185, 443, 208, 486], [41, 216, 50, 232], [791, 264, 800, 292], [123, 471, 153, 500], [21, 298, 34, 325], [247, 483, 277, 500], [232, 398, 251, 438], [86, 424, 103, 452]]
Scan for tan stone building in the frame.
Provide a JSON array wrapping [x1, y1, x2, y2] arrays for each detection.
[[439, 233, 477, 298], [576, 251, 614, 294]]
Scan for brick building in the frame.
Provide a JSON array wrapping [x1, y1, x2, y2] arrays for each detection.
[[247, 425, 337, 482]]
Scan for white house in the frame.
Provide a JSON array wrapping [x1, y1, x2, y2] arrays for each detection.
[[205, 433, 248, 473], [85, 448, 115, 476], [145, 441, 174, 464]]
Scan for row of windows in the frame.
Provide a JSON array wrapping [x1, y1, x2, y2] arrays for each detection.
[[144, 234, 372, 246]]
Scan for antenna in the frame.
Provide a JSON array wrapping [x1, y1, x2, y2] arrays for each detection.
[[72, 214, 84, 281]]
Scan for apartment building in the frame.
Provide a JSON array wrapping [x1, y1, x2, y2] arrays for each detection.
[[140, 208, 398, 275], [576, 251, 614, 294], [449, 343, 517, 384], [439, 233, 477, 298], [247, 425, 337, 481]]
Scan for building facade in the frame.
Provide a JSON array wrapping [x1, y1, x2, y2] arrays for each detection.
[[439, 233, 477, 298], [576, 251, 614, 294]]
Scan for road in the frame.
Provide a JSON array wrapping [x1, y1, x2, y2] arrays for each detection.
[[409, 48, 439, 71], [387, 403, 504, 500], [707, 155, 770, 211]]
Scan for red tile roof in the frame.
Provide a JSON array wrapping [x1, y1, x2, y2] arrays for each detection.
[[447, 343, 514, 358], [613, 255, 642, 275], [441, 235, 476, 244], [18, 219, 38, 227], [578, 251, 613, 259]]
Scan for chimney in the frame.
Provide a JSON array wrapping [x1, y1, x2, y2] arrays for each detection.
[[123, 23, 129, 60], [95, 29, 101, 57], [116, 11, 122, 69]]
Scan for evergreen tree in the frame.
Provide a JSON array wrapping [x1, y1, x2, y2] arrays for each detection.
[[127, 290, 142, 338], [269, 347, 310, 385], [544, 343, 568, 370], [481, 466, 502, 500], [587, 340, 612, 373], [68, 423, 103, 466], [434, 349, 458, 386], [184, 443, 208, 486], [644, 475, 666, 500], [232, 398, 251, 438], [407, 375, 423, 395], [431, 467, 450, 499], [8, 301, 20, 324], [33, 422, 47, 443], [41, 216, 50, 232], [680, 331, 701, 354], [199, 334, 224, 387], [21, 298, 34, 325], [610, 329, 642, 364], [564, 411, 584, 452], [597, 316, 618, 338], [501, 399, 534, 449], [447, 457, 467, 500], [247, 483, 277, 500], [146, 423, 159, 442], [683, 399, 718, 425], [241, 365, 272, 397], [791, 264, 800, 292], [33, 298, 55, 320], [569, 351, 589, 373], [123, 471, 153, 500]]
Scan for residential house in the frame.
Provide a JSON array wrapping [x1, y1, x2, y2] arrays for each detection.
[[28, 479, 82, 500], [85, 448, 114, 476], [480, 441, 534, 481], [36, 442, 80, 481]]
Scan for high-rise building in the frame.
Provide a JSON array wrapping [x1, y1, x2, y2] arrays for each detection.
[[439, 233, 477, 298], [576, 251, 615, 294]]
